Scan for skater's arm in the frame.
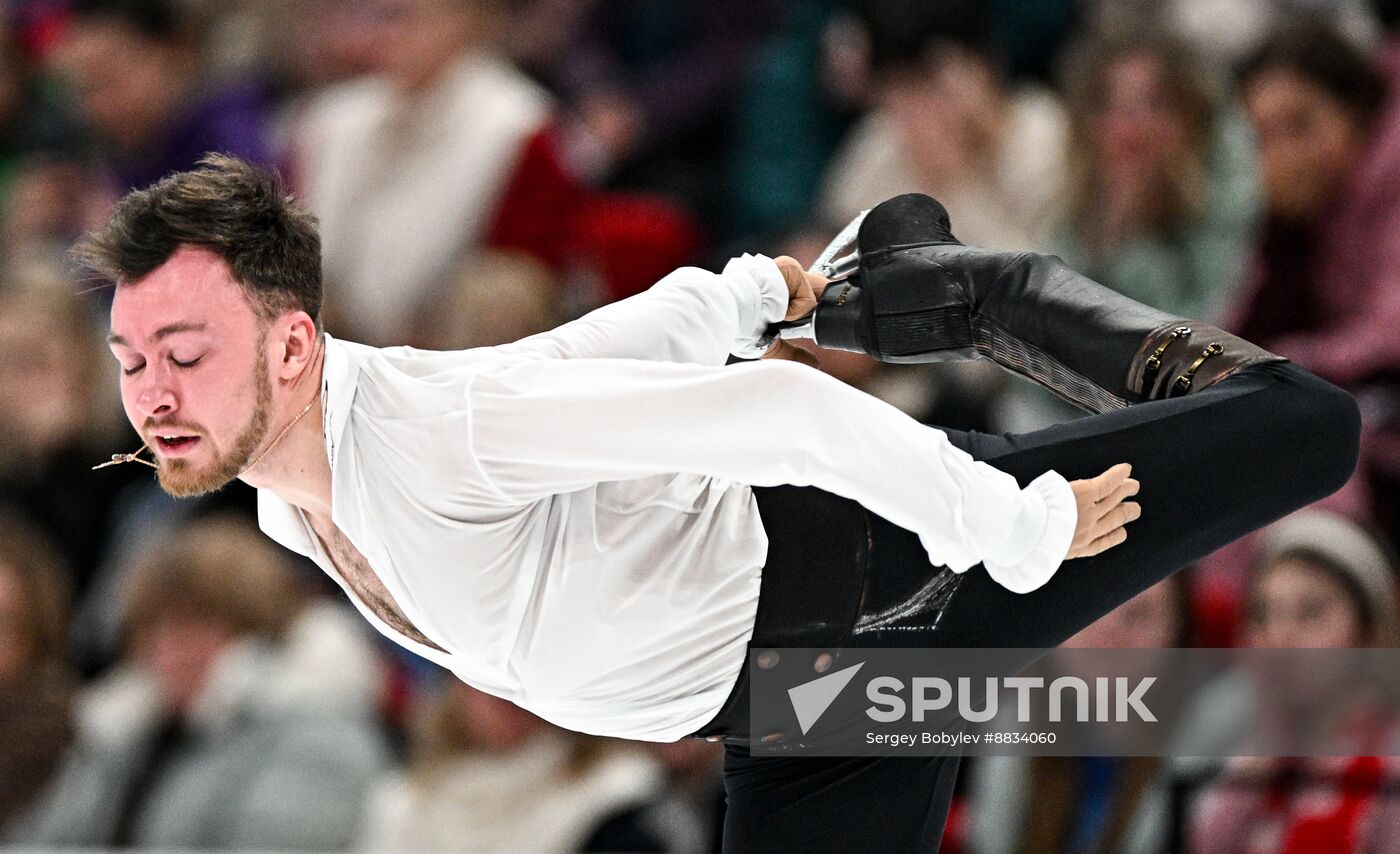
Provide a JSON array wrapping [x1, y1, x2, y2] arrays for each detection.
[[494, 254, 791, 366], [462, 357, 1078, 593]]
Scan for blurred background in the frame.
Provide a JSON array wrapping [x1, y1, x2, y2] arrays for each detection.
[[1, 0, 1399, 851]]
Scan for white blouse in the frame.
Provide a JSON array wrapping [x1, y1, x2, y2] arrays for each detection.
[[257, 254, 1077, 741]]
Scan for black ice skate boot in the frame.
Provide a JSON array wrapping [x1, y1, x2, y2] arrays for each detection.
[[787, 193, 1288, 413]]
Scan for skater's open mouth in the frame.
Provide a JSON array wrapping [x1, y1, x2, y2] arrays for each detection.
[[152, 434, 201, 455]]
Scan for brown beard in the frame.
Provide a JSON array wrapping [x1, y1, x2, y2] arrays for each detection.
[[156, 334, 273, 498]]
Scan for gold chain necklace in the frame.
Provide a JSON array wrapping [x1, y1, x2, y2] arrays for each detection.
[[241, 391, 321, 475]]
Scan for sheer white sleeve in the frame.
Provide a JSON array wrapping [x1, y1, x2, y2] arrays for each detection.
[[464, 357, 1077, 593], [494, 254, 789, 365]]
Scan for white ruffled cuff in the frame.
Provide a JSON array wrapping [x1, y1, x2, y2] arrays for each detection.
[[980, 470, 1078, 594], [722, 253, 789, 359]]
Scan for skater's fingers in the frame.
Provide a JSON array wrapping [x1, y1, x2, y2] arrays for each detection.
[[1089, 501, 1141, 542], [1078, 526, 1129, 558], [774, 255, 821, 321], [774, 255, 802, 274], [1072, 474, 1135, 528], [1069, 524, 1130, 559], [1092, 463, 1133, 501], [1095, 477, 1140, 511], [1068, 465, 1137, 557]]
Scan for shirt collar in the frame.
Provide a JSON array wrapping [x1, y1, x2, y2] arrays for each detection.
[[256, 332, 361, 556], [319, 332, 358, 469]]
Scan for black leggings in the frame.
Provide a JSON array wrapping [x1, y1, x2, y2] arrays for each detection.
[[720, 361, 1359, 853]]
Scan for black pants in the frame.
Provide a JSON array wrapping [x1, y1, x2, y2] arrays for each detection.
[[720, 361, 1359, 853]]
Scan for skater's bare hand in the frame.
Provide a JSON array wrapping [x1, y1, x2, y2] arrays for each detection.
[[1066, 463, 1141, 559], [762, 256, 830, 367]]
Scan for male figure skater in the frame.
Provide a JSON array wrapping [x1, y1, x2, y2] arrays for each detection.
[[86, 156, 1358, 851]]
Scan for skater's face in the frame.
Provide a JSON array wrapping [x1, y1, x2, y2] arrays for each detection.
[[109, 246, 275, 497], [1243, 67, 1369, 222], [1246, 556, 1366, 648]]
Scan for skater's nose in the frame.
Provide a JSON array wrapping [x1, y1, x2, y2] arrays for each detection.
[[133, 370, 178, 419]]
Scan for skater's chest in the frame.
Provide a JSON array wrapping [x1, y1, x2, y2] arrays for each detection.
[[308, 517, 446, 653]]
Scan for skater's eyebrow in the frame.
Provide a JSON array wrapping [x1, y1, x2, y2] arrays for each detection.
[[107, 322, 209, 348]]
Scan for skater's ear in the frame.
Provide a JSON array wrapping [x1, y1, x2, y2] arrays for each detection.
[[269, 311, 320, 382]]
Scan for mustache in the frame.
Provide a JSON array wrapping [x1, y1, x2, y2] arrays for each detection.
[[142, 420, 204, 436], [94, 420, 204, 472]]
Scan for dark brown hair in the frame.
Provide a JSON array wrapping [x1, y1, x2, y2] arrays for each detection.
[[73, 153, 323, 327]]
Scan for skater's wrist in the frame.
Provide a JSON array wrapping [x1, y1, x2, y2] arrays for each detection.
[[721, 253, 789, 359], [981, 470, 1076, 594]]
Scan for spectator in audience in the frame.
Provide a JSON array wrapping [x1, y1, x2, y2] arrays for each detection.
[[177, 0, 370, 91], [722, 0, 855, 240], [292, 0, 584, 346], [256, 1, 391, 98], [0, 155, 109, 270], [1087, 0, 1381, 72], [407, 249, 562, 350], [1055, 31, 1256, 322], [818, 0, 1069, 250], [1229, 19, 1400, 545], [998, 28, 1260, 431], [1378, 0, 1400, 38], [968, 573, 1197, 854], [0, 514, 76, 839], [52, 0, 276, 193], [1190, 509, 1400, 853], [1249, 512, 1399, 648], [359, 679, 660, 853], [10, 517, 391, 851], [983, 0, 1082, 84], [0, 30, 86, 265], [583, 738, 726, 853], [509, 0, 782, 228], [0, 269, 139, 599]]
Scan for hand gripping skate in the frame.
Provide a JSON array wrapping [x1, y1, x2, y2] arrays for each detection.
[[767, 193, 1285, 413]]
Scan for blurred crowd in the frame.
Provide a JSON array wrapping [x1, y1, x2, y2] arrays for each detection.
[[1, 0, 1400, 851]]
